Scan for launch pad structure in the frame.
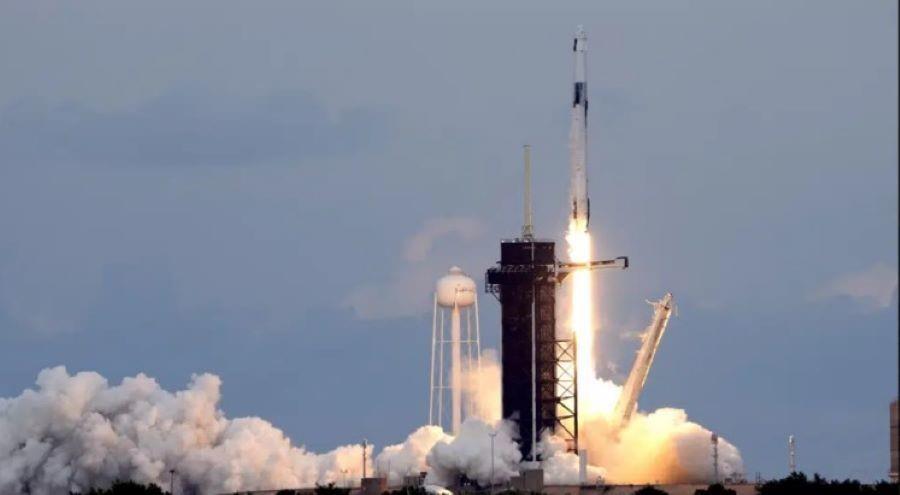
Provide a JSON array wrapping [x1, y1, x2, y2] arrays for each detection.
[[486, 239, 577, 460], [485, 238, 628, 461]]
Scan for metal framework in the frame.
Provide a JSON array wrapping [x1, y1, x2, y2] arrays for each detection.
[[486, 239, 576, 459], [486, 239, 628, 460]]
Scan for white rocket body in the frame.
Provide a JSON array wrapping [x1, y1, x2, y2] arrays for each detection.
[[569, 26, 590, 233]]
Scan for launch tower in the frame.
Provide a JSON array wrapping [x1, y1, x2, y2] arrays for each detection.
[[486, 238, 574, 461]]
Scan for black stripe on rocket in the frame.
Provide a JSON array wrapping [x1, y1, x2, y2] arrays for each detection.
[[573, 82, 588, 123]]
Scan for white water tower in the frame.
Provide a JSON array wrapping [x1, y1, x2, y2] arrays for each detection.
[[429, 266, 481, 435]]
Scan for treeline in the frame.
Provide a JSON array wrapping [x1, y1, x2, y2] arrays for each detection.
[[755, 472, 897, 495], [71, 473, 900, 495], [633, 473, 897, 495], [71, 480, 168, 495]]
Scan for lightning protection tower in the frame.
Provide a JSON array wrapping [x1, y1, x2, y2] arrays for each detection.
[[429, 266, 481, 435], [789, 435, 796, 473]]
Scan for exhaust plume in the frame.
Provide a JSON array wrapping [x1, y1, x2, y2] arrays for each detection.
[[564, 226, 744, 484]]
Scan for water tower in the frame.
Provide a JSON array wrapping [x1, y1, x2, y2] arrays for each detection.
[[429, 266, 481, 435]]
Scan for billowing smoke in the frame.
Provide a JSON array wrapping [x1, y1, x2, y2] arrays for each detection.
[[577, 378, 745, 484], [463, 346, 743, 484], [536, 432, 605, 485], [0, 367, 372, 495], [462, 350, 502, 424], [2, 358, 741, 493], [425, 419, 520, 487], [374, 426, 450, 486]]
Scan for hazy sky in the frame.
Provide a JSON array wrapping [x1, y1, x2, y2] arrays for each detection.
[[1, 1, 897, 482]]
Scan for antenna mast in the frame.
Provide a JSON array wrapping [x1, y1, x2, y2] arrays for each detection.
[[522, 144, 534, 240], [789, 435, 796, 473]]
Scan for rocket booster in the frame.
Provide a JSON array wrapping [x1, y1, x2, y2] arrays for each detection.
[[569, 26, 589, 233]]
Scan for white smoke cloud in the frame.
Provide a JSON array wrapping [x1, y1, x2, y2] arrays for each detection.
[[375, 426, 450, 486], [425, 419, 521, 487], [537, 433, 605, 485], [1, 361, 743, 493], [0, 367, 372, 495]]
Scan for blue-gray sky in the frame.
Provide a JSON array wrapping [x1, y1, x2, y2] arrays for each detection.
[[0, 0, 896, 482]]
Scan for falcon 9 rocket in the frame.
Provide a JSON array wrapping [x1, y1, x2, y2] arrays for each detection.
[[569, 26, 589, 233]]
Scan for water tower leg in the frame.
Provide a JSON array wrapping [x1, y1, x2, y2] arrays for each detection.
[[438, 309, 445, 429], [429, 293, 437, 425], [451, 304, 462, 435]]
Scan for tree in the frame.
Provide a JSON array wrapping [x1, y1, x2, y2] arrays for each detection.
[[385, 487, 426, 495], [314, 482, 352, 495], [76, 480, 168, 495], [694, 483, 735, 495], [634, 486, 669, 495], [757, 472, 899, 495]]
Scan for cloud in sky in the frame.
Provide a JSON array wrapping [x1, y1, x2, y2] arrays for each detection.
[[812, 262, 898, 310], [347, 217, 486, 319], [403, 217, 485, 263], [0, 90, 384, 168]]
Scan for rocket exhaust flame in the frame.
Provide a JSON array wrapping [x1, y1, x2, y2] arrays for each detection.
[[565, 228, 595, 420]]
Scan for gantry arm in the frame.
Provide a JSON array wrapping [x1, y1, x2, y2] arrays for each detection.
[[556, 256, 628, 283]]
